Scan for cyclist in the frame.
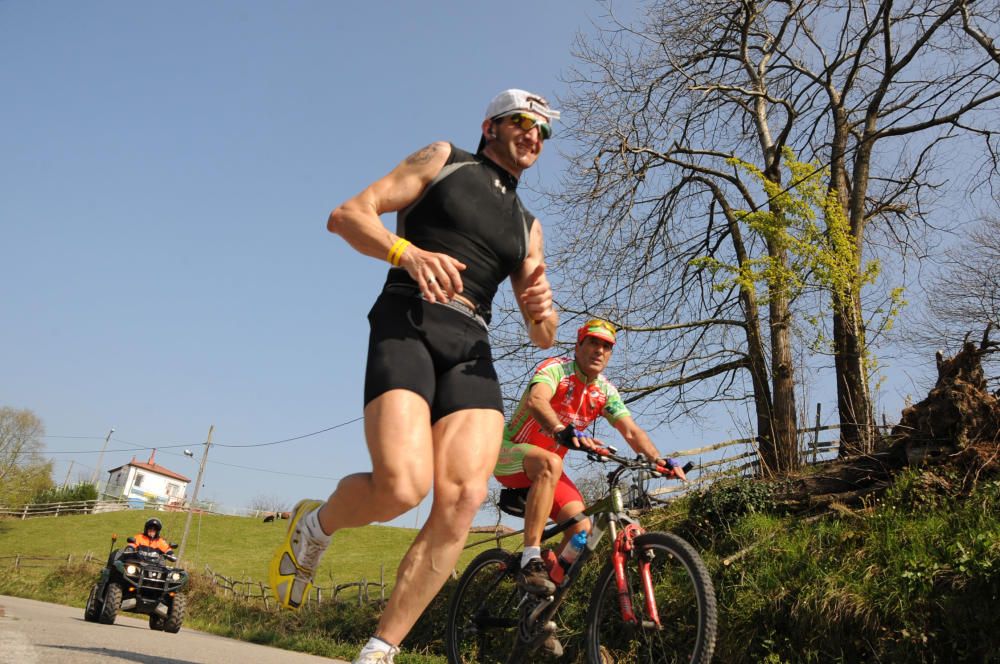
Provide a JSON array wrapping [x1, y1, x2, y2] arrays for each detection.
[[268, 89, 560, 664], [494, 319, 686, 602], [130, 518, 172, 556]]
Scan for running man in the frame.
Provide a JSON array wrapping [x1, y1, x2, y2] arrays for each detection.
[[268, 89, 560, 664], [494, 320, 686, 605]]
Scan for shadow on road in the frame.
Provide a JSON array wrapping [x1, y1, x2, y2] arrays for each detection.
[[43, 644, 198, 664]]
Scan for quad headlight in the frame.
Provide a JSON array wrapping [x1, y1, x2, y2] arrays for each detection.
[[169, 572, 182, 581], [125, 564, 139, 575]]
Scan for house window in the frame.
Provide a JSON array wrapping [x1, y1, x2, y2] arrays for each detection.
[[134, 473, 144, 487], [166, 483, 181, 498]]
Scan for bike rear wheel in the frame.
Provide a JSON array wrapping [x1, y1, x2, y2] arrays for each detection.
[[445, 548, 522, 663], [585, 531, 717, 664]]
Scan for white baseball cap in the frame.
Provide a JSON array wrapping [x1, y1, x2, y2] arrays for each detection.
[[485, 89, 561, 122]]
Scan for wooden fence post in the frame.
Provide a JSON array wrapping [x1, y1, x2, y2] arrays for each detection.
[[813, 403, 822, 464]]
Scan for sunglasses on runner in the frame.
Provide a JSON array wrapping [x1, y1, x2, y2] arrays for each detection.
[[506, 112, 552, 140]]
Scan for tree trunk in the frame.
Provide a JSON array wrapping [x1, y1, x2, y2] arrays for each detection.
[[770, 286, 800, 471], [741, 286, 779, 474], [833, 296, 876, 456]]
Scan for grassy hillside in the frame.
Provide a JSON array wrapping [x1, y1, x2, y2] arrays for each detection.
[[0, 509, 501, 587]]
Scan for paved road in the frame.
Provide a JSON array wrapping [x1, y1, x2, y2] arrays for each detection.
[[0, 595, 348, 664]]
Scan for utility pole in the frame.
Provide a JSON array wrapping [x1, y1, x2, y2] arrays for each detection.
[[62, 461, 75, 488], [91, 427, 115, 491], [176, 425, 213, 565]]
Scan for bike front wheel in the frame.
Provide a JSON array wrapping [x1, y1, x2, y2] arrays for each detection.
[[585, 531, 717, 664], [445, 548, 522, 663]]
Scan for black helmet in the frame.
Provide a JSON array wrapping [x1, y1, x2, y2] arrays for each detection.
[[144, 518, 162, 538]]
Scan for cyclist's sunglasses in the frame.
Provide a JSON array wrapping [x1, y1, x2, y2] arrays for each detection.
[[584, 319, 617, 334], [506, 112, 552, 140]]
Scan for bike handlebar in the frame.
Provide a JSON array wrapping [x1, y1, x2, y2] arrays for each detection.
[[565, 442, 692, 481]]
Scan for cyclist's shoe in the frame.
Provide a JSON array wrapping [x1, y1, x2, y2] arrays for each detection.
[[268, 499, 327, 609], [541, 633, 564, 657], [516, 558, 556, 596], [352, 642, 400, 663]]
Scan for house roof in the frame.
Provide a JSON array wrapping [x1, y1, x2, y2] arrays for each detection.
[[107, 450, 191, 483]]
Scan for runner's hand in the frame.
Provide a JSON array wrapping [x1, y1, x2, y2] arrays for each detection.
[[520, 263, 554, 323], [400, 245, 466, 303]]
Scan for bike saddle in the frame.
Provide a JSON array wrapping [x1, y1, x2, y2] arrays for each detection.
[[498, 487, 529, 517]]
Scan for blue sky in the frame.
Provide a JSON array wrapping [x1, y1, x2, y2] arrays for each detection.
[[2, 1, 931, 526], [1, 0, 655, 523]]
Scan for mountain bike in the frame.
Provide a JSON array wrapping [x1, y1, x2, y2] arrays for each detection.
[[445, 446, 717, 663]]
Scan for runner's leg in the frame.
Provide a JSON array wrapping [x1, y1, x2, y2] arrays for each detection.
[[316, 389, 435, 533], [374, 407, 504, 646]]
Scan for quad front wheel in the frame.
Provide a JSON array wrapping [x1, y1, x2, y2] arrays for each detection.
[[98, 583, 122, 625], [164, 593, 186, 633]]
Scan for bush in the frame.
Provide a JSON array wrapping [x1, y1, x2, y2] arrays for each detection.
[[32, 483, 98, 505], [684, 476, 778, 546]]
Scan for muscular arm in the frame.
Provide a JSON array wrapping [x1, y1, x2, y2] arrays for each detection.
[[612, 416, 661, 460], [327, 142, 466, 302], [510, 221, 557, 348], [525, 382, 563, 434], [525, 382, 599, 451]]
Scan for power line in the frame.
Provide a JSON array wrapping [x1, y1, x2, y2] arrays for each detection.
[[44, 416, 365, 454], [213, 417, 364, 448]]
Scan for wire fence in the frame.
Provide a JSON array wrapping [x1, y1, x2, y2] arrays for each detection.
[[202, 565, 387, 609]]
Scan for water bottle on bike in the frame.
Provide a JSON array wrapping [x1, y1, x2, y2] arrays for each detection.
[[546, 531, 587, 585]]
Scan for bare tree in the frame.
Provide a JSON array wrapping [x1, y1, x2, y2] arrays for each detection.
[[0, 407, 45, 483], [908, 216, 1000, 388], [247, 493, 289, 514], [545, 0, 1000, 472], [0, 407, 52, 505]]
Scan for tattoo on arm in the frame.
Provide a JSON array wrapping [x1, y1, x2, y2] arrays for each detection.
[[405, 143, 442, 166]]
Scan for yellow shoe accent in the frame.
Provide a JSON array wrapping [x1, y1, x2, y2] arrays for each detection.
[[268, 498, 325, 609]]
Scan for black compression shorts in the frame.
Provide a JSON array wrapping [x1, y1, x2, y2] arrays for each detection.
[[363, 290, 503, 422]]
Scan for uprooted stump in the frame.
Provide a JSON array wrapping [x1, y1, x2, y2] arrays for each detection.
[[771, 327, 999, 514], [890, 327, 1000, 467]]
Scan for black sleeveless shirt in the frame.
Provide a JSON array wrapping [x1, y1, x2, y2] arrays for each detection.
[[384, 145, 534, 325]]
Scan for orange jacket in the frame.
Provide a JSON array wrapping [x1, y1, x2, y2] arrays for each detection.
[[133, 533, 172, 554]]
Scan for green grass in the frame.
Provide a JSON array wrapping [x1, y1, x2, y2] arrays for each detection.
[[0, 509, 501, 587]]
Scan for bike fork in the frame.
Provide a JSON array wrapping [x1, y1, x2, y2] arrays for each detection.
[[613, 525, 662, 628]]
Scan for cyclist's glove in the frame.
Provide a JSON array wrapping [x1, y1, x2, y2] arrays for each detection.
[[555, 425, 580, 449]]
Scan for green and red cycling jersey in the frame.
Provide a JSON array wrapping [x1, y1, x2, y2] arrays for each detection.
[[494, 357, 631, 477]]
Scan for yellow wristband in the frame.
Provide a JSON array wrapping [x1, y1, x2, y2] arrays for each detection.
[[387, 239, 411, 266]]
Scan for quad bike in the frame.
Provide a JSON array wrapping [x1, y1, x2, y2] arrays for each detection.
[[84, 533, 190, 632]]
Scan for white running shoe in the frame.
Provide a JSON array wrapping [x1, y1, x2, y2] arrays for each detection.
[[267, 498, 328, 609], [352, 641, 400, 663]]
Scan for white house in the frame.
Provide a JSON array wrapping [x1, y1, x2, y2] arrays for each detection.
[[102, 450, 191, 508]]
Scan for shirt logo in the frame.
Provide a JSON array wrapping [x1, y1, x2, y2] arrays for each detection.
[[493, 178, 506, 194]]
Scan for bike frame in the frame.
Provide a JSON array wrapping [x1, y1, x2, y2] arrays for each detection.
[[529, 455, 664, 630]]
